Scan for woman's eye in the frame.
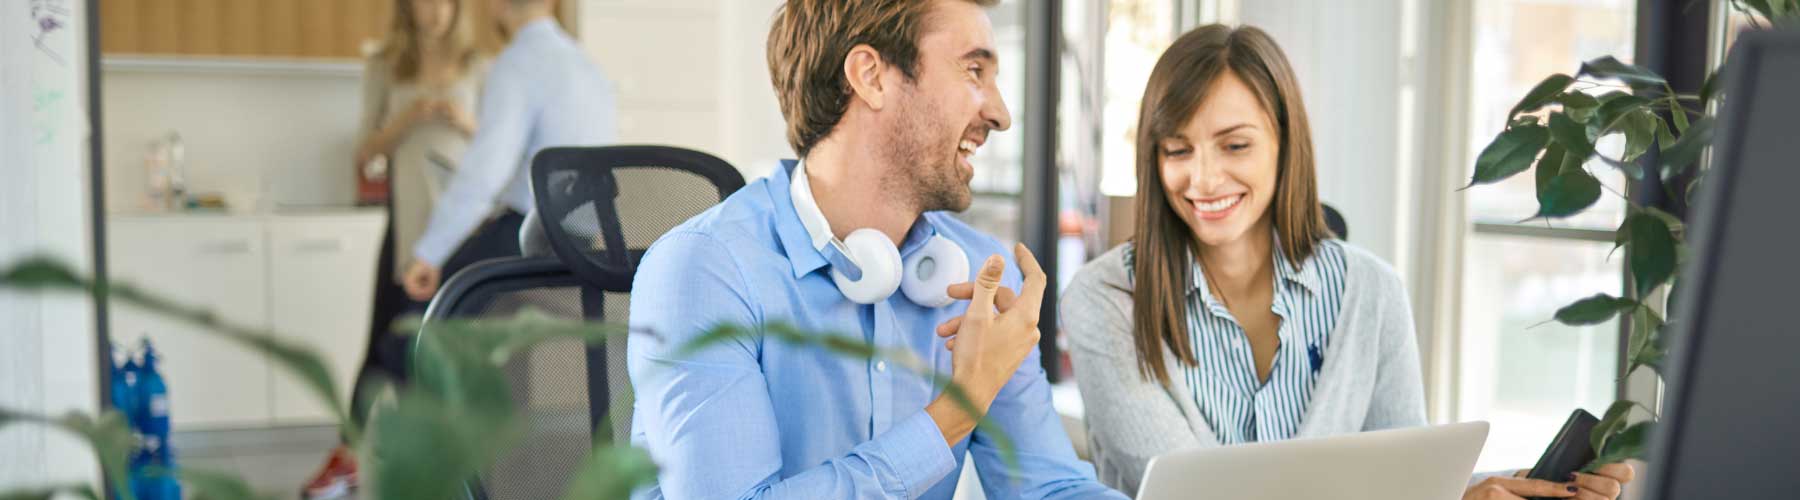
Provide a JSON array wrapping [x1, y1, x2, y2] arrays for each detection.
[[1224, 142, 1250, 153], [1162, 147, 1193, 157]]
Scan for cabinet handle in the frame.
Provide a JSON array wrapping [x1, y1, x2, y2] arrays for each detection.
[[291, 238, 345, 254], [196, 239, 252, 255]]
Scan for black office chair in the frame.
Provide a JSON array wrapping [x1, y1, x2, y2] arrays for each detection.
[[417, 145, 744, 500], [1322, 203, 1348, 240]]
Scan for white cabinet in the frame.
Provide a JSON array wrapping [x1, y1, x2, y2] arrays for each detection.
[[267, 214, 385, 424], [110, 217, 272, 428], [107, 211, 385, 430]]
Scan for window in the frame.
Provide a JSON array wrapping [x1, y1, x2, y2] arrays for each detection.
[[1456, 0, 1636, 471]]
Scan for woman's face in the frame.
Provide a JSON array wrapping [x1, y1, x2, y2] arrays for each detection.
[[411, 0, 457, 41], [1158, 69, 1280, 250]]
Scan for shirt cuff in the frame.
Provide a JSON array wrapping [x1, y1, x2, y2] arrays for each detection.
[[413, 232, 457, 268], [875, 410, 959, 497]]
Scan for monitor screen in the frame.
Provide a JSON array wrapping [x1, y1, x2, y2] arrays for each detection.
[[1647, 30, 1800, 500]]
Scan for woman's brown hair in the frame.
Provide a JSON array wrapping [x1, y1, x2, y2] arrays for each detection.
[[1130, 24, 1331, 383], [379, 0, 481, 82]]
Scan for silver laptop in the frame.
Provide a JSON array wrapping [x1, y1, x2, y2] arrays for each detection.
[[1136, 422, 1489, 500]]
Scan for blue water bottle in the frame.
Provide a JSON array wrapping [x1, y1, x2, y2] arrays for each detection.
[[135, 340, 182, 500]]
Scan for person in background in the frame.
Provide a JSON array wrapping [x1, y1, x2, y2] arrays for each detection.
[[1058, 25, 1636, 500], [400, 0, 616, 302], [625, 1, 1125, 498], [305, 0, 488, 497]]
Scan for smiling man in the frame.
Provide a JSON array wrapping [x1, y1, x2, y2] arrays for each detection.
[[625, 1, 1125, 499]]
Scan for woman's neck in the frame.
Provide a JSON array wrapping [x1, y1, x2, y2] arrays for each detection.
[[1196, 220, 1275, 298]]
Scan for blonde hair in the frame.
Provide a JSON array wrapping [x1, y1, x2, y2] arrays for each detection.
[[379, 0, 481, 82]]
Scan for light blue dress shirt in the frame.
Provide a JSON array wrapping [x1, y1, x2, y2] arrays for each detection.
[[412, 18, 617, 266], [628, 162, 1124, 500]]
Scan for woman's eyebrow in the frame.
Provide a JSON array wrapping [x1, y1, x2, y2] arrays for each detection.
[[1212, 123, 1256, 138]]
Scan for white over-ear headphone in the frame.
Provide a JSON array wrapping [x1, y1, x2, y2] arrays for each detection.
[[790, 162, 971, 307]]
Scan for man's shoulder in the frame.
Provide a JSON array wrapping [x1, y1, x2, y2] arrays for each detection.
[[643, 176, 780, 263]]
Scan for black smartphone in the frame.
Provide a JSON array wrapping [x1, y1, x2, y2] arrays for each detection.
[[1525, 409, 1600, 500]]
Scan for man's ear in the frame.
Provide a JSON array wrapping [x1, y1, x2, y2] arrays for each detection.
[[843, 44, 886, 111]]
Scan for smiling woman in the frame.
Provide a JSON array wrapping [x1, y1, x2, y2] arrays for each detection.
[[1058, 24, 1637, 500]]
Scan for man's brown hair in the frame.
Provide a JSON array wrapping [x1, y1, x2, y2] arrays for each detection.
[[1131, 24, 1331, 384], [766, 0, 998, 156]]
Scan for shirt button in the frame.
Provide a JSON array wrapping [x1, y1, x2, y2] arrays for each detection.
[[876, 361, 888, 372]]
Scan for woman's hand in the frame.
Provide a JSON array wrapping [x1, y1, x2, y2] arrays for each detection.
[[434, 100, 478, 138], [403, 98, 442, 127], [1463, 464, 1636, 500]]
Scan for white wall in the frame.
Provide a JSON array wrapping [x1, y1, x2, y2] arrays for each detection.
[[578, 0, 792, 180], [1, 0, 101, 487], [101, 64, 363, 214], [1238, 0, 1406, 266]]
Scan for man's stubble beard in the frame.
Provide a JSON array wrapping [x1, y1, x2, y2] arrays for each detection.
[[879, 84, 972, 215]]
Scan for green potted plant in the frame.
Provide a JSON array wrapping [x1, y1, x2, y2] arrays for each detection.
[[1462, 0, 1797, 470], [0, 257, 1007, 500]]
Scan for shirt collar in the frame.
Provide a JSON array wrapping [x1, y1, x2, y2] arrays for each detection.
[[769, 160, 941, 280], [515, 18, 560, 41], [1189, 232, 1322, 301]]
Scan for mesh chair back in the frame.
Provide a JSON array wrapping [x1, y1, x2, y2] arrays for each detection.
[[419, 146, 743, 500], [530, 146, 746, 288]]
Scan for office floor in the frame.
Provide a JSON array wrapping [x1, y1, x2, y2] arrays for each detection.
[[174, 425, 343, 500]]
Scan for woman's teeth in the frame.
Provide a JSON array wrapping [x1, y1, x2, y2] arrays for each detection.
[[1196, 195, 1241, 212]]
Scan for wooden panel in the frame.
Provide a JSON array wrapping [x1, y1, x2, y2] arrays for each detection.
[[219, 0, 263, 56], [101, 0, 141, 53], [180, 0, 224, 55], [297, 0, 338, 57], [99, 0, 396, 58], [263, 0, 303, 56], [140, 0, 180, 53]]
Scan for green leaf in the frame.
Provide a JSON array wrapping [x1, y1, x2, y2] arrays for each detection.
[[165, 467, 271, 500], [1660, 118, 1716, 181], [1595, 94, 1653, 141], [1669, 99, 1691, 133], [0, 486, 98, 500], [1533, 148, 1601, 219], [1699, 69, 1723, 104], [1554, 294, 1638, 326], [1655, 115, 1677, 152], [1559, 92, 1601, 123], [1644, 206, 1686, 236], [1627, 213, 1678, 298], [1468, 124, 1550, 187], [1579, 56, 1668, 90], [1627, 306, 1667, 375], [1590, 400, 1636, 455], [559, 446, 659, 500], [367, 394, 522, 500], [1588, 422, 1656, 471], [1509, 115, 1542, 128], [1510, 74, 1575, 120], [1, 257, 361, 444], [1548, 112, 1595, 160], [1621, 110, 1658, 163], [0, 256, 84, 291]]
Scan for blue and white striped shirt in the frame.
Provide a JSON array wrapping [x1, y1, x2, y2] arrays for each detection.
[[1126, 236, 1348, 445]]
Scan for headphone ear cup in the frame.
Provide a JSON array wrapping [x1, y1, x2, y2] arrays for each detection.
[[831, 229, 903, 304], [900, 236, 970, 308]]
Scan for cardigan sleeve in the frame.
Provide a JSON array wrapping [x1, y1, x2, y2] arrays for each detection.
[[1360, 256, 1428, 431], [1060, 254, 1202, 497]]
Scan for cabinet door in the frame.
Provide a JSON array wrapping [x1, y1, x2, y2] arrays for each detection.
[[108, 217, 272, 429], [266, 213, 385, 424]]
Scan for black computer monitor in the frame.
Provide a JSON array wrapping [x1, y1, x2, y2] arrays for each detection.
[[1642, 29, 1800, 500]]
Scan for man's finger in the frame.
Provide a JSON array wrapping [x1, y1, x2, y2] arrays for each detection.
[[937, 316, 962, 337], [966, 255, 1003, 321], [1487, 477, 1578, 498], [945, 338, 955, 351], [1010, 243, 1048, 322], [946, 283, 1018, 312]]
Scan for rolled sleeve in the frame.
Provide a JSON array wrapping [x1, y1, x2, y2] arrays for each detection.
[[876, 410, 960, 496]]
